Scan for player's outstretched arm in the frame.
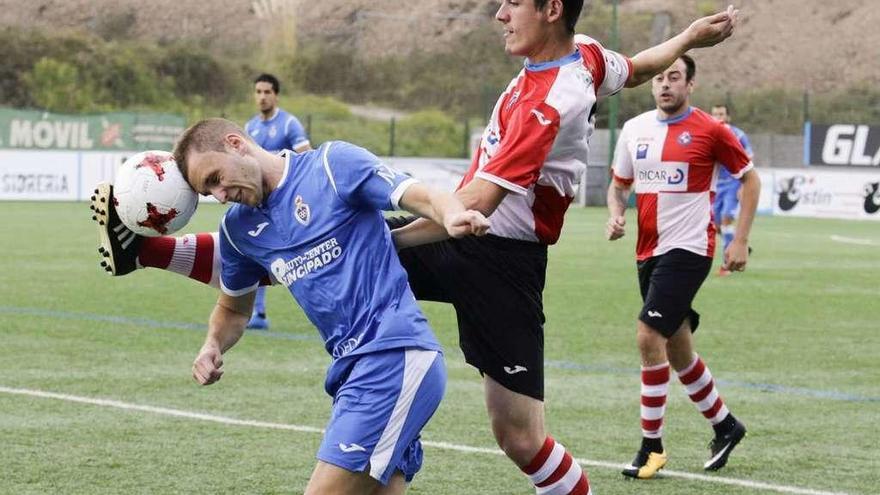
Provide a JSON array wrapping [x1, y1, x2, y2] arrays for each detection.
[[724, 169, 760, 271], [192, 291, 255, 385], [626, 5, 739, 87], [606, 178, 631, 241], [392, 183, 491, 249]]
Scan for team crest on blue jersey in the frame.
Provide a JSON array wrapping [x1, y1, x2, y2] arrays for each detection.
[[268, 126, 278, 138], [294, 195, 310, 225], [677, 131, 692, 146], [636, 143, 649, 159]]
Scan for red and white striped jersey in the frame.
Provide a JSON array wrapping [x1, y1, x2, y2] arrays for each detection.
[[459, 35, 632, 244], [612, 107, 754, 260]]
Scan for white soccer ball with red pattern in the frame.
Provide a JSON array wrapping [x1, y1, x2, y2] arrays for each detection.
[[114, 150, 198, 237]]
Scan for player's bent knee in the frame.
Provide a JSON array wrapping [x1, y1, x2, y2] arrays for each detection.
[[492, 428, 545, 466], [637, 322, 666, 345], [487, 412, 546, 464]]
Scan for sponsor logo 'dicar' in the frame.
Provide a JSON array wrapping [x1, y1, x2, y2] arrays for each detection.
[[638, 169, 685, 185]]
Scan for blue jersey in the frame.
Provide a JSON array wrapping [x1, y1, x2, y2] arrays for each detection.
[[218, 141, 440, 393], [717, 124, 753, 189], [245, 108, 309, 153]]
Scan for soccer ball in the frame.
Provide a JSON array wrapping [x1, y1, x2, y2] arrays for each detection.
[[114, 150, 198, 237]]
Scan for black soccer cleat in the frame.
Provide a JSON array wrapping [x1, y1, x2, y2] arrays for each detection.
[[704, 419, 747, 471], [90, 182, 142, 276]]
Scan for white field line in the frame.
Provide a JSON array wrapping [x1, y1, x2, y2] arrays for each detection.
[[0, 386, 853, 495], [830, 235, 880, 246]]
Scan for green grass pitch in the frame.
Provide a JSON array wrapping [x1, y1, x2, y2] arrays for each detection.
[[0, 202, 877, 494]]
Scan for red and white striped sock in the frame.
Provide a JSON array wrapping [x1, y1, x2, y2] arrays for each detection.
[[521, 437, 590, 495], [677, 355, 730, 425], [641, 362, 670, 440], [138, 233, 221, 288]]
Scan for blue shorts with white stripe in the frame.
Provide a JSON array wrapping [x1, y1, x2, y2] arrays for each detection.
[[318, 347, 446, 485]]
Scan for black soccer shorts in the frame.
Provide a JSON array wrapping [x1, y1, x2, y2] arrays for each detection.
[[636, 248, 712, 338], [389, 217, 549, 401]]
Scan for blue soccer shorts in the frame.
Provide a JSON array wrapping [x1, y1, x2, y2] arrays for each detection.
[[714, 183, 741, 222], [317, 347, 446, 485]]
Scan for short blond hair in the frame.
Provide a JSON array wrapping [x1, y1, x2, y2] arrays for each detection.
[[173, 118, 251, 182]]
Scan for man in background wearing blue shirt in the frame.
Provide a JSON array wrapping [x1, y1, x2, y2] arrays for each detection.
[[710, 104, 754, 276], [174, 118, 489, 494], [244, 73, 311, 329]]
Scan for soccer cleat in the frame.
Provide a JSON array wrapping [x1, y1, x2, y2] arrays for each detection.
[[704, 419, 747, 471], [90, 182, 142, 276], [622, 449, 668, 479], [246, 312, 270, 330]]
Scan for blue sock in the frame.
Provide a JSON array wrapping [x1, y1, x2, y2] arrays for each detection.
[[254, 286, 267, 316], [721, 225, 735, 252], [722, 232, 734, 251]]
